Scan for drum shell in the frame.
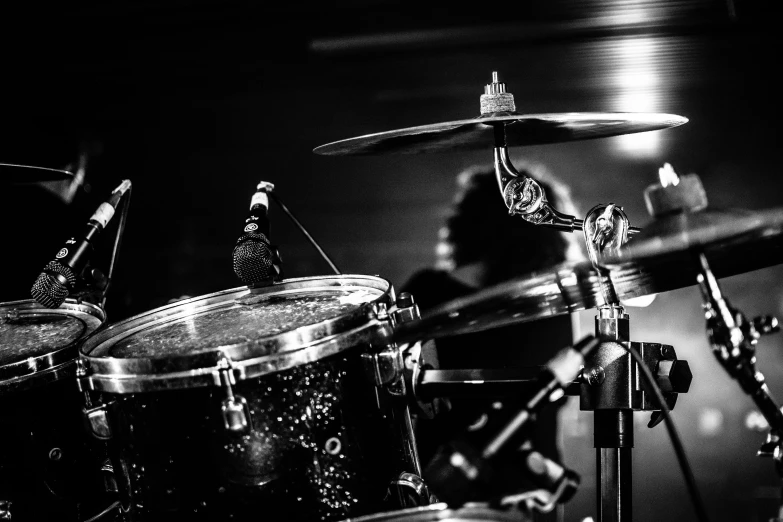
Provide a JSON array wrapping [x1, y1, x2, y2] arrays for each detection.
[[0, 367, 113, 521], [0, 299, 110, 521], [100, 340, 418, 522]]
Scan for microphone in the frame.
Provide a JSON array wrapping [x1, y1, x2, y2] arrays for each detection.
[[423, 335, 600, 507], [232, 181, 278, 285], [31, 180, 132, 308]]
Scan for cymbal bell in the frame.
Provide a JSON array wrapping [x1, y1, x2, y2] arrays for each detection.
[[392, 225, 783, 344], [313, 112, 688, 156], [1, 163, 73, 184]]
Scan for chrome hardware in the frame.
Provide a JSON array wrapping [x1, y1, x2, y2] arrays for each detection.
[[0, 500, 11, 521], [83, 402, 115, 440], [362, 347, 405, 389], [214, 356, 252, 434], [392, 292, 420, 325], [583, 205, 631, 262], [493, 146, 582, 232], [388, 472, 432, 508], [374, 301, 390, 322]]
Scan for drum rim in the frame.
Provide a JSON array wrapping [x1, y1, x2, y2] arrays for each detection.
[[341, 503, 527, 521], [79, 274, 396, 393], [0, 299, 106, 389]]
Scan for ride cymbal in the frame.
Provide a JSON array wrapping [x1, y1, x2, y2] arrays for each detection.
[[313, 112, 688, 156], [1, 163, 73, 184], [392, 225, 783, 344]]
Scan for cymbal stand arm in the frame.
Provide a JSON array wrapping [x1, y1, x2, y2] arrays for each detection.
[[492, 138, 640, 235], [493, 144, 583, 232], [696, 253, 783, 487], [268, 191, 341, 275], [100, 183, 132, 309]]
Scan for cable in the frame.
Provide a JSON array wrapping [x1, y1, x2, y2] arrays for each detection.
[[268, 191, 341, 275], [623, 341, 710, 522]]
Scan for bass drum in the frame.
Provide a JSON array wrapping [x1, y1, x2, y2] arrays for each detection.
[[79, 275, 426, 522], [0, 298, 112, 521], [340, 503, 530, 522]]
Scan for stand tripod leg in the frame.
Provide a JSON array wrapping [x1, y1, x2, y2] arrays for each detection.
[[595, 410, 634, 522]]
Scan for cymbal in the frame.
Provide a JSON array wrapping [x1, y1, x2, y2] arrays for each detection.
[[1, 163, 73, 183], [603, 207, 783, 263], [313, 112, 688, 156], [392, 225, 783, 344]]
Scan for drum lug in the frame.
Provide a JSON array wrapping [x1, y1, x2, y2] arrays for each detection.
[[362, 348, 404, 389], [214, 356, 253, 434], [83, 401, 116, 440], [387, 472, 432, 508]]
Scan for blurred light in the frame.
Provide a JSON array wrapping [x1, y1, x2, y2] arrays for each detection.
[[745, 410, 769, 432], [621, 294, 657, 307], [611, 36, 665, 156], [698, 407, 724, 437]]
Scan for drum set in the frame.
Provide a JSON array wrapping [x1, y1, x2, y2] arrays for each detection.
[[2, 72, 783, 522]]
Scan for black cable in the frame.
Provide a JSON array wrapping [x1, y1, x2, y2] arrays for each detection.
[[268, 191, 341, 275], [623, 341, 710, 522]]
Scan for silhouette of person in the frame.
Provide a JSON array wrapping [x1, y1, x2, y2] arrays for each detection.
[[402, 162, 584, 514]]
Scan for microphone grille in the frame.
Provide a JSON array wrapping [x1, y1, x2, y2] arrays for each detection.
[[31, 261, 76, 308], [233, 234, 275, 285]]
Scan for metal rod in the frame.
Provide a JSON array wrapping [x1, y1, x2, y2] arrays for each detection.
[[268, 191, 341, 275], [598, 446, 633, 522], [417, 367, 544, 400]]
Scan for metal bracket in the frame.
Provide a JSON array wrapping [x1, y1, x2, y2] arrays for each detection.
[[83, 401, 116, 440], [214, 356, 253, 434], [387, 472, 432, 508], [493, 146, 582, 232]]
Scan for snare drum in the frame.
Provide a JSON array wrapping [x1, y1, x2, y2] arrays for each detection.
[[0, 298, 109, 521], [79, 275, 426, 521]]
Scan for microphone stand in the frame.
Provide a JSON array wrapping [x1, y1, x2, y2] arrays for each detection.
[[421, 336, 600, 516]]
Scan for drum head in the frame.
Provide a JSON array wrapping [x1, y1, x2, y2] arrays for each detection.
[[343, 504, 530, 522], [0, 299, 105, 391], [80, 275, 395, 393]]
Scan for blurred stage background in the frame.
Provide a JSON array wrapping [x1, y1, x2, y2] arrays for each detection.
[[1, 1, 782, 520]]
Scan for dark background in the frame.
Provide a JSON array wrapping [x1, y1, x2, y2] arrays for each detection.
[[1, 1, 782, 521]]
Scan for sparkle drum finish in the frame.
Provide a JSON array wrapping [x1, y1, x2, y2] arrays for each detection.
[[0, 299, 108, 521], [79, 275, 424, 522]]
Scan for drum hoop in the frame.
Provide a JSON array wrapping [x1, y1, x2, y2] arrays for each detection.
[[0, 299, 106, 388], [82, 318, 390, 393], [80, 275, 396, 392]]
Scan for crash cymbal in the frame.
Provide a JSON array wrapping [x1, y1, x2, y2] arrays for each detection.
[[313, 112, 688, 156], [392, 226, 783, 344], [1, 163, 73, 183], [602, 206, 783, 263]]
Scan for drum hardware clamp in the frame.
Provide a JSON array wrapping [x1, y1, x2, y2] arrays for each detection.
[[214, 355, 253, 434], [77, 358, 117, 441]]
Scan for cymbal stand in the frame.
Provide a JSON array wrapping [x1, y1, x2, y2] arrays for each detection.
[[483, 72, 689, 521], [695, 252, 782, 520]]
